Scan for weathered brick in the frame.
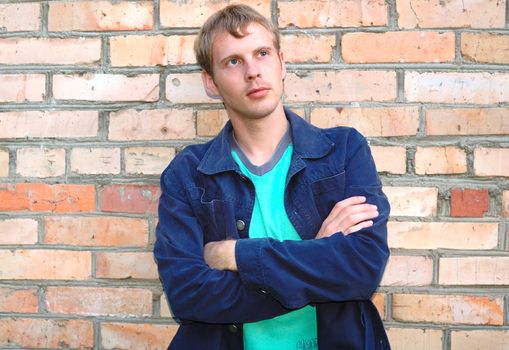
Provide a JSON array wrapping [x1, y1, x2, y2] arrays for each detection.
[[45, 287, 152, 316], [278, 0, 387, 28], [388, 222, 499, 249], [0, 183, 95, 213], [100, 184, 160, 214], [45, 216, 149, 247], [160, 295, 172, 318], [405, 72, 509, 104], [125, 147, 175, 175], [474, 147, 509, 177], [387, 328, 443, 350], [160, 0, 270, 28], [343, 31, 455, 63], [16, 147, 66, 178], [110, 35, 195, 66], [0, 74, 45, 102], [0, 149, 8, 177], [0, 38, 101, 65], [0, 3, 40, 32], [450, 188, 489, 217], [197, 109, 229, 137], [425, 108, 509, 135], [166, 73, 217, 103], [396, 0, 505, 29], [53, 73, 159, 102], [0, 318, 93, 348], [281, 34, 335, 62], [415, 146, 467, 174], [285, 71, 397, 102], [0, 287, 38, 313], [0, 249, 91, 280], [451, 330, 509, 350], [101, 322, 178, 350], [439, 257, 509, 285], [381, 255, 433, 286], [462, 32, 509, 64], [384, 186, 437, 217], [96, 252, 158, 279], [71, 147, 120, 175], [371, 293, 385, 319], [109, 109, 195, 140], [0, 218, 38, 245], [48, 1, 153, 31], [310, 107, 419, 136], [370, 146, 407, 174], [503, 191, 509, 217], [392, 294, 504, 325]]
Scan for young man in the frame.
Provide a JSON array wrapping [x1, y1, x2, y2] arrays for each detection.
[[154, 4, 390, 350]]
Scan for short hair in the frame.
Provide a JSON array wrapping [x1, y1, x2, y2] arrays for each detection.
[[194, 4, 280, 76]]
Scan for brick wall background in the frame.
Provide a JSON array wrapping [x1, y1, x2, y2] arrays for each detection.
[[0, 0, 507, 349]]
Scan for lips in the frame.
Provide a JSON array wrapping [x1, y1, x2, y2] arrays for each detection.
[[247, 87, 270, 97]]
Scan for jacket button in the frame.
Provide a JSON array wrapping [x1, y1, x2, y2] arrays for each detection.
[[236, 220, 245, 231], [228, 324, 238, 333]]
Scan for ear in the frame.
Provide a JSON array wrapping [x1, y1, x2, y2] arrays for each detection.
[[201, 70, 221, 99], [279, 51, 286, 80]]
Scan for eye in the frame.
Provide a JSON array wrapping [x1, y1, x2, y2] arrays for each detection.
[[228, 58, 239, 65], [259, 50, 269, 57]]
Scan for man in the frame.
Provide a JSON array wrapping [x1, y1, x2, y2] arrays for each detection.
[[154, 4, 390, 349]]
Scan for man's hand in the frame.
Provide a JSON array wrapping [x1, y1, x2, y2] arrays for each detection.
[[204, 240, 238, 271], [316, 196, 378, 239]]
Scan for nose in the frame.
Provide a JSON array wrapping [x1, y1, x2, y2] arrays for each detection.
[[244, 60, 261, 81]]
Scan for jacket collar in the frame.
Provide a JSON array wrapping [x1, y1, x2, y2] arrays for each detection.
[[197, 107, 334, 175]]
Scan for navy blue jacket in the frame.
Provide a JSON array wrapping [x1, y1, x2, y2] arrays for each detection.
[[154, 109, 391, 349]]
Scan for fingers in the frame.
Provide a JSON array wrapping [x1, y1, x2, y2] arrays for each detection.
[[321, 196, 367, 228], [344, 220, 374, 235]]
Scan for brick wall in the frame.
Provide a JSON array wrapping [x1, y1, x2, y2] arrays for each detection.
[[0, 1, 507, 349]]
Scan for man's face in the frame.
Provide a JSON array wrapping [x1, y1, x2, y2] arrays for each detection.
[[202, 23, 286, 122]]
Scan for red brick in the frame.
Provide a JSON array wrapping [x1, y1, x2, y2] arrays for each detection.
[[0, 183, 95, 213], [381, 255, 433, 286], [278, 0, 387, 28], [160, 295, 172, 318], [0, 149, 7, 177], [503, 191, 509, 217], [0, 249, 91, 280], [197, 109, 229, 137], [426, 108, 509, 135], [0, 218, 38, 244], [439, 257, 509, 285], [281, 34, 335, 63], [462, 33, 509, 64], [387, 328, 443, 350], [125, 147, 175, 175], [370, 146, 407, 174], [48, 1, 153, 31], [16, 147, 66, 178], [45, 216, 148, 247], [384, 186, 437, 217], [285, 71, 397, 102], [96, 252, 158, 279], [371, 293, 385, 319], [166, 73, 217, 103], [101, 322, 178, 350], [343, 31, 455, 63], [0, 74, 45, 102], [0, 318, 93, 348], [100, 184, 160, 214], [0, 287, 38, 313], [0, 38, 100, 65], [451, 330, 509, 350], [46, 286, 152, 316], [415, 146, 467, 174], [71, 147, 121, 175], [0, 3, 40, 32], [474, 148, 509, 177], [396, 0, 505, 29], [450, 188, 489, 217], [392, 294, 503, 325]]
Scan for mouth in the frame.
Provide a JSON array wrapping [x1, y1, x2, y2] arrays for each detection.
[[247, 87, 270, 97]]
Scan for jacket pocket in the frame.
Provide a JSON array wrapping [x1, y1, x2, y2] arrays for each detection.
[[311, 171, 346, 220]]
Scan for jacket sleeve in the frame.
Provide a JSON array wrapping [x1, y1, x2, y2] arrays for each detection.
[[154, 169, 291, 324], [235, 129, 390, 309]]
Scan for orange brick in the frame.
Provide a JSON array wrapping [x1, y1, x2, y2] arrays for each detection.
[[0, 38, 100, 65], [278, 0, 387, 28], [48, 1, 153, 31], [451, 330, 509, 350], [310, 107, 419, 136], [109, 108, 195, 140], [503, 191, 509, 217], [0, 3, 40, 32], [0, 287, 38, 313], [0, 249, 91, 280], [415, 146, 467, 174], [388, 222, 498, 250], [96, 252, 158, 279], [426, 108, 509, 135], [0, 183, 95, 213], [370, 146, 407, 174], [371, 293, 385, 319], [166, 73, 217, 103], [160, 294, 172, 318], [101, 322, 178, 350], [396, 0, 505, 29], [125, 147, 175, 175], [110, 35, 195, 66], [16, 147, 65, 178], [197, 109, 229, 137], [0, 218, 38, 245], [462, 32, 509, 64], [384, 186, 437, 217], [439, 257, 509, 285], [450, 188, 489, 217], [474, 147, 509, 176], [387, 328, 443, 350], [45, 216, 149, 247], [99, 184, 160, 214], [160, 0, 270, 28], [71, 147, 120, 175], [0, 149, 8, 177], [381, 255, 433, 286], [45, 286, 152, 316], [0, 318, 93, 348], [343, 31, 455, 63], [281, 34, 335, 63], [285, 71, 397, 102], [53, 73, 159, 102], [0, 74, 45, 102], [405, 72, 509, 104], [392, 294, 503, 325]]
